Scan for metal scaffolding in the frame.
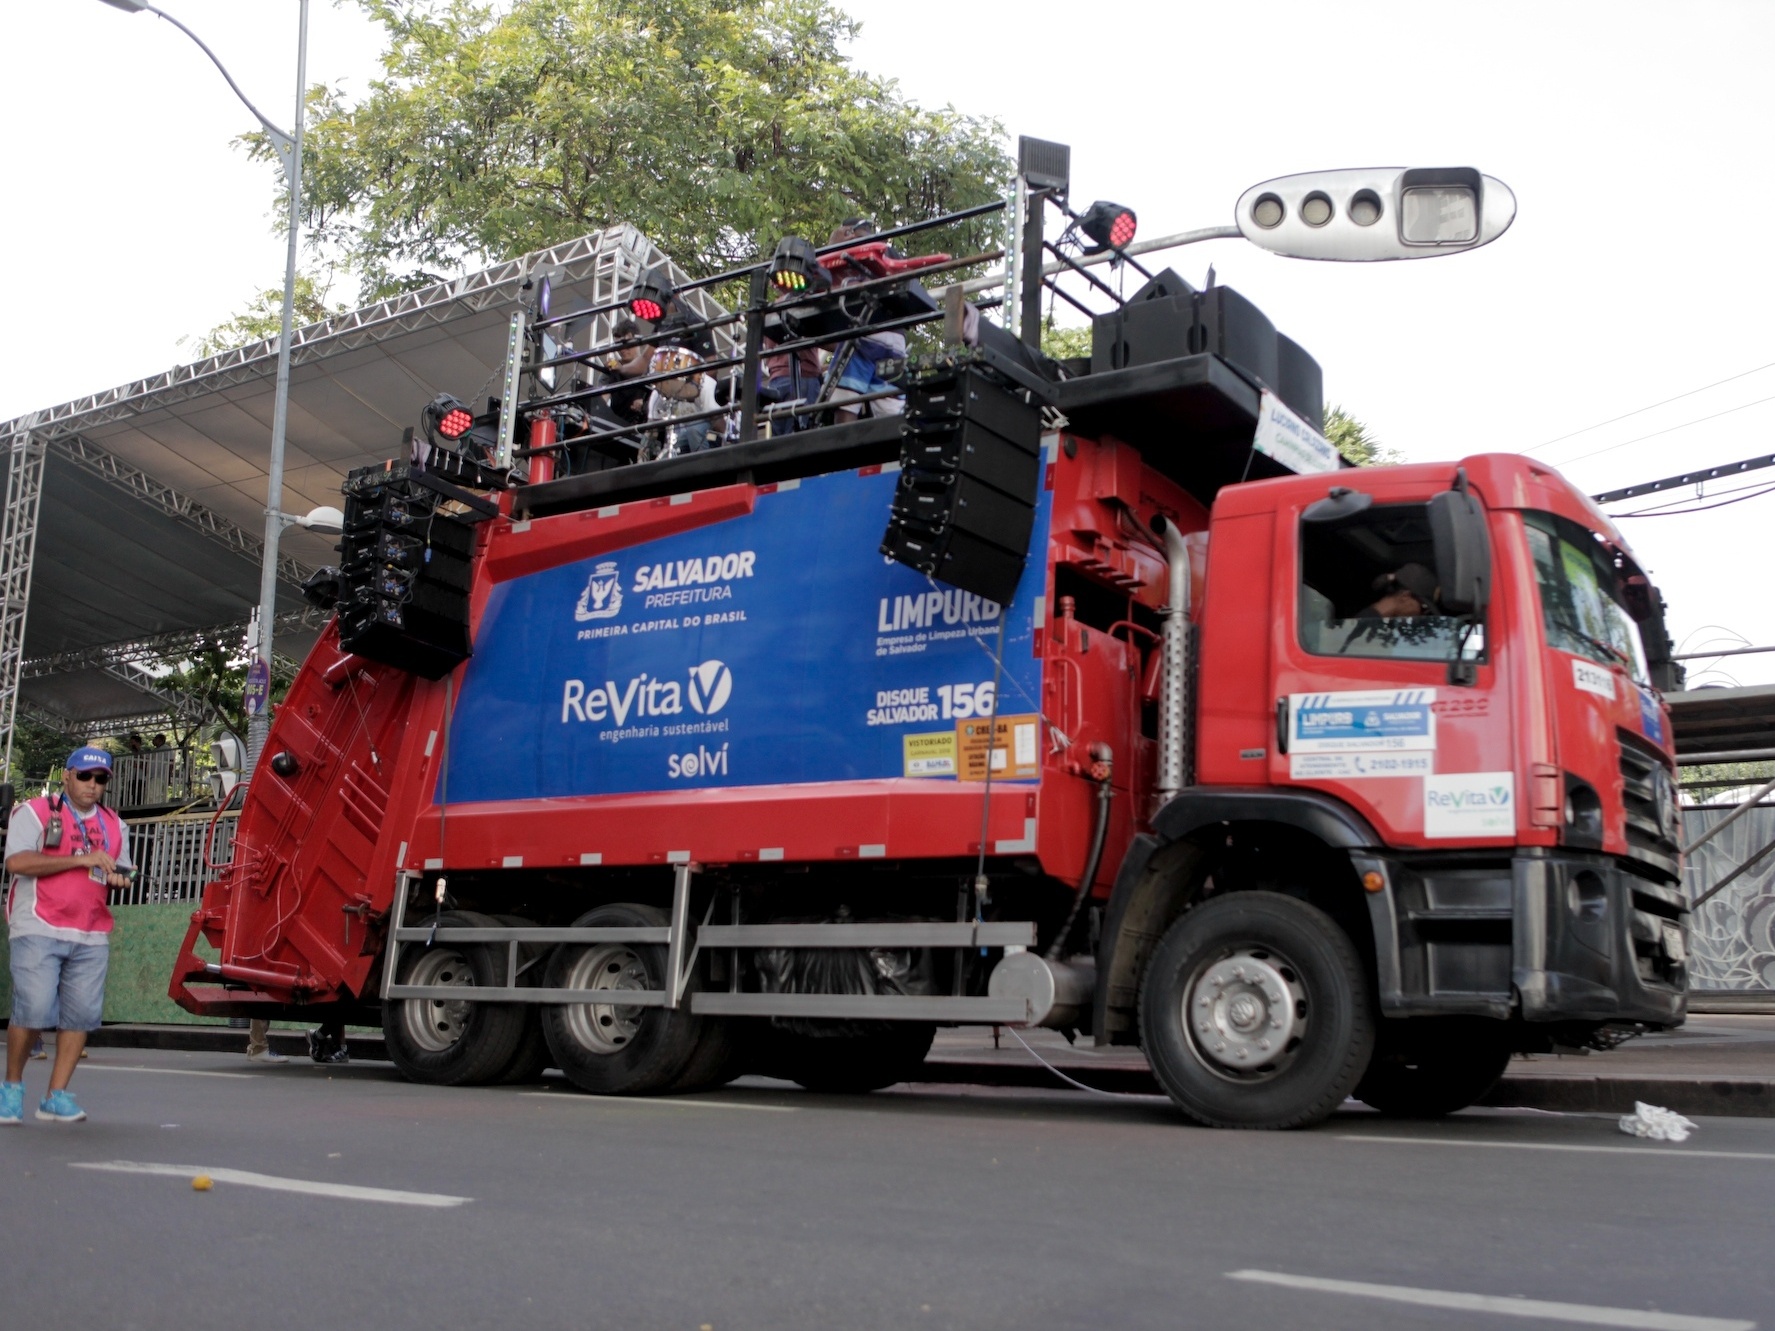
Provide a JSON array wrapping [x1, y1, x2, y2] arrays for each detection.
[[0, 420, 47, 777], [0, 224, 696, 775]]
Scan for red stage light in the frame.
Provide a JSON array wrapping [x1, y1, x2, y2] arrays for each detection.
[[438, 408, 474, 438], [629, 297, 664, 321], [1079, 200, 1138, 254], [1109, 212, 1137, 247]]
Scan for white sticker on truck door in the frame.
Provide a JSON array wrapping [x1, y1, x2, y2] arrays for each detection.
[[1424, 772, 1515, 838], [1571, 658, 1615, 700], [1289, 690, 1437, 754]]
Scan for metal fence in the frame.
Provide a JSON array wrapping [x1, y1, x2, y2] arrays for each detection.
[[108, 809, 237, 907], [110, 749, 207, 811], [1682, 804, 1775, 992]]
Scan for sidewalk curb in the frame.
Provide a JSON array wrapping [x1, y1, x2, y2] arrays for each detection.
[[79, 1025, 1775, 1117]]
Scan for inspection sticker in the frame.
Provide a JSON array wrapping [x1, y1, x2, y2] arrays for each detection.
[[1571, 658, 1615, 700], [1289, 690, 1436, 754], [1291, 751, 1434, 780], [1424, 772, 1515, 838], [903, 731, 956, 778]]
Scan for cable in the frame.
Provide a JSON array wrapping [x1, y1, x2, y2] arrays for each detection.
[[1004, 1028, 1159, 1100], [1551, 392, 1775, 469], [1605, 474, 1775, 515], [1527, 359, 1775, 453]]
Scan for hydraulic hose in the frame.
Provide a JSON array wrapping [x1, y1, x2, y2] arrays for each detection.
[[1046, 745, 1114, 962]]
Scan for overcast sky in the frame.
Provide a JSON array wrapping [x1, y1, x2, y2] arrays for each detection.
[[3, 0, 1771, 685]]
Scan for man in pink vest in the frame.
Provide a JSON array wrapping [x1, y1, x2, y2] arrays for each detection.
[[2, 747, 133, 1124]]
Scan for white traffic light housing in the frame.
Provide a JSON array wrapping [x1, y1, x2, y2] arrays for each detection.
[[1236, 167, 1515, 261]]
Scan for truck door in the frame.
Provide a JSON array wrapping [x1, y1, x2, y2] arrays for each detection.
[[1272, 494, 1515, 847]]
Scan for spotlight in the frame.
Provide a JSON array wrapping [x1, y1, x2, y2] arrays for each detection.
[[769, 236, 829, 294], [628, 266, 675, 322], [422, 393, 475, 443], [1078, 200, 1137, 254]]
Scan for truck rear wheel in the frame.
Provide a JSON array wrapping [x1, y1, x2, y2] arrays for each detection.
[[541, 902, 704, 1095], [765, 1022, 937, 1094], [384, 910, 529, 1086], [1139, 891, 1373, 1130], [1355, 1019, 1513, 1118]]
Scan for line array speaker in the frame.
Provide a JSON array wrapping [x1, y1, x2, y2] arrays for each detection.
[[335, 462, 492, 679], [881, 359, 1042, 605]]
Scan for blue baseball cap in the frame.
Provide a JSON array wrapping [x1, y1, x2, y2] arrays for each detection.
[[66, 747, 113, 773]]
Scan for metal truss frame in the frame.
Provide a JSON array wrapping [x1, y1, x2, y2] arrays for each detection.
[[58, 433, 315, 590], [21, 607, 326, 681], [0, 420, 47, 776], [0, 225, 694, 443]]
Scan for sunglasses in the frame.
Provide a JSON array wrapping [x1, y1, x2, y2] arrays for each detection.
[[70, 770, 110, 786]]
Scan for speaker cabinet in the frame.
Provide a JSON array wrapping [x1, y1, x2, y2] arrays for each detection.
[[336, 462, 490, 679], [881, 361, 1042, 605]]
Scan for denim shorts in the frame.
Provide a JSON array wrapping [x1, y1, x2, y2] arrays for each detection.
[[9, 935, 109, 1031]]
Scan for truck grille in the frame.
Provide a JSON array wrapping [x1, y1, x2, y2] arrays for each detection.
[[1618, 730, 1679, 878]]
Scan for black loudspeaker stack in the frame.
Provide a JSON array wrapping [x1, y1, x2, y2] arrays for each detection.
[[335, 462, 491, 679], [880, 360, 1042, 606]]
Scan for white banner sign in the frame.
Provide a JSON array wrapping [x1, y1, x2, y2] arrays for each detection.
[[1254, 390, 1340, 475]]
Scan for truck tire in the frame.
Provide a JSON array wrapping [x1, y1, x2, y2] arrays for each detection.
[[384, 910, 529, 1087], [667, 1018, 744, 1094], [1355, 1020, 1513, 1118], [1138, 891, 1373, 1130], [489, 914, 553, 1084], [765, 1022, 937, 1094], [541, 902, 704, 1095]]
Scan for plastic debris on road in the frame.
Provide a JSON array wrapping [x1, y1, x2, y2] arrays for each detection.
[[1617, 1101, 1697, 1142], [191, 1174, 213, 1191]]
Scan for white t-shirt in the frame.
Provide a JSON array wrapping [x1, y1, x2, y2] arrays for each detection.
[[4, 800, 133, 945]]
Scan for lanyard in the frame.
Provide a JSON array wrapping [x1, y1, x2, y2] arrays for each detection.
[[67, 806, 109, 858]]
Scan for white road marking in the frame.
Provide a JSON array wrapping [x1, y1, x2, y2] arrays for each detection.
[[1340, 1134, 1775, 1163], [1226, 1270, 1755, 1331], [71, 1161, 470, 1208], [77, 1065, 255, 1080], [519, 1092, 796, 1114]]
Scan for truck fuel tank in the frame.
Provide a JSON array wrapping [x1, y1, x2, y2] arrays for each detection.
[[988, 951, 1096, 1030]]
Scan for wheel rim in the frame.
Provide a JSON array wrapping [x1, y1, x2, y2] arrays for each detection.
[[401, 947, 476, 1053], [560, 943, 652, 1055], [1180, 946, 1309, 1082]]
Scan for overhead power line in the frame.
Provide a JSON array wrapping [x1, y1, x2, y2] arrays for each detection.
[[1527, 358, 1775, 453], [1554, 391, 1775, 468]]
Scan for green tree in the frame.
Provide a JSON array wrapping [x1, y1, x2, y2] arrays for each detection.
[[5, 713, 82, 790], [1323, 404, 1402, 467], [256, 0, 1011, 304], [1040, 322, 1092, 363], [184, 271, 349, 357], [150, 638, 298, 743]]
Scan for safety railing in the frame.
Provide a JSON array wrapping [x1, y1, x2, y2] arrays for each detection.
[[109, 809, 237, 907], [110, 749, 209, 812]]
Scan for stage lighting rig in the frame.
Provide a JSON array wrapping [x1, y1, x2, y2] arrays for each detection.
[[769, 236, 830, 294], [628, 266, 675, 322], [1077, 200, 1138, 253]]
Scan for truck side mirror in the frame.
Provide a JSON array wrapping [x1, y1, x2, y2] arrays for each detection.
[[1428, 475, 1490, 617]]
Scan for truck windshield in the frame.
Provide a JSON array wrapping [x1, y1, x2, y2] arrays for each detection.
[[1524, 512, 1651, 686]]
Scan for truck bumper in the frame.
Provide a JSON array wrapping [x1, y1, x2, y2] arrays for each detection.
[[1356, 848, 1686, 1028]]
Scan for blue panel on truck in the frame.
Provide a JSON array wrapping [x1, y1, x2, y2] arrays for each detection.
[[443, 466, 1052, 801]]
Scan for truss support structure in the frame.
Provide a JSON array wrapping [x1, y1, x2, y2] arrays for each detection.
[[59, 434, 314, 591], [20, 607, 325, 682], [0, 420, 48, 779]]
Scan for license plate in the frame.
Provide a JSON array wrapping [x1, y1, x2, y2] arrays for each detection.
[[1662, 921, 1687, 964]]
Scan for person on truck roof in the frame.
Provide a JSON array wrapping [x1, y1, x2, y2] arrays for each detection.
[[824, 219, 907, 424]]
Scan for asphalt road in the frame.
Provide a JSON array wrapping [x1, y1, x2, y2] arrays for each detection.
[[1, 1047, 1769, 1331]]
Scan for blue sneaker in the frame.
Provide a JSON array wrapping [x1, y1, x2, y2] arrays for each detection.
[[36, 1089, 85, 1123], [0, 1081, 22, 1124]]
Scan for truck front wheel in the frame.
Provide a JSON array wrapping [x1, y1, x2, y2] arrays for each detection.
[[541, 903, 705, 1095], [1139, 891, 1374, 1129], [384, 910, 529, 1086]]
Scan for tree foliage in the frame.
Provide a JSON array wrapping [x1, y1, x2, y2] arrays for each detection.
[[184, 272, 349, 357], [261, 0, 1011, 302], [1323, 403, 1401, 467], [150, 638, 298, 743]]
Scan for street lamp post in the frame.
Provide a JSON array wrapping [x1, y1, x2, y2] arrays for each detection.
[[100, 0, 309, 775]]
